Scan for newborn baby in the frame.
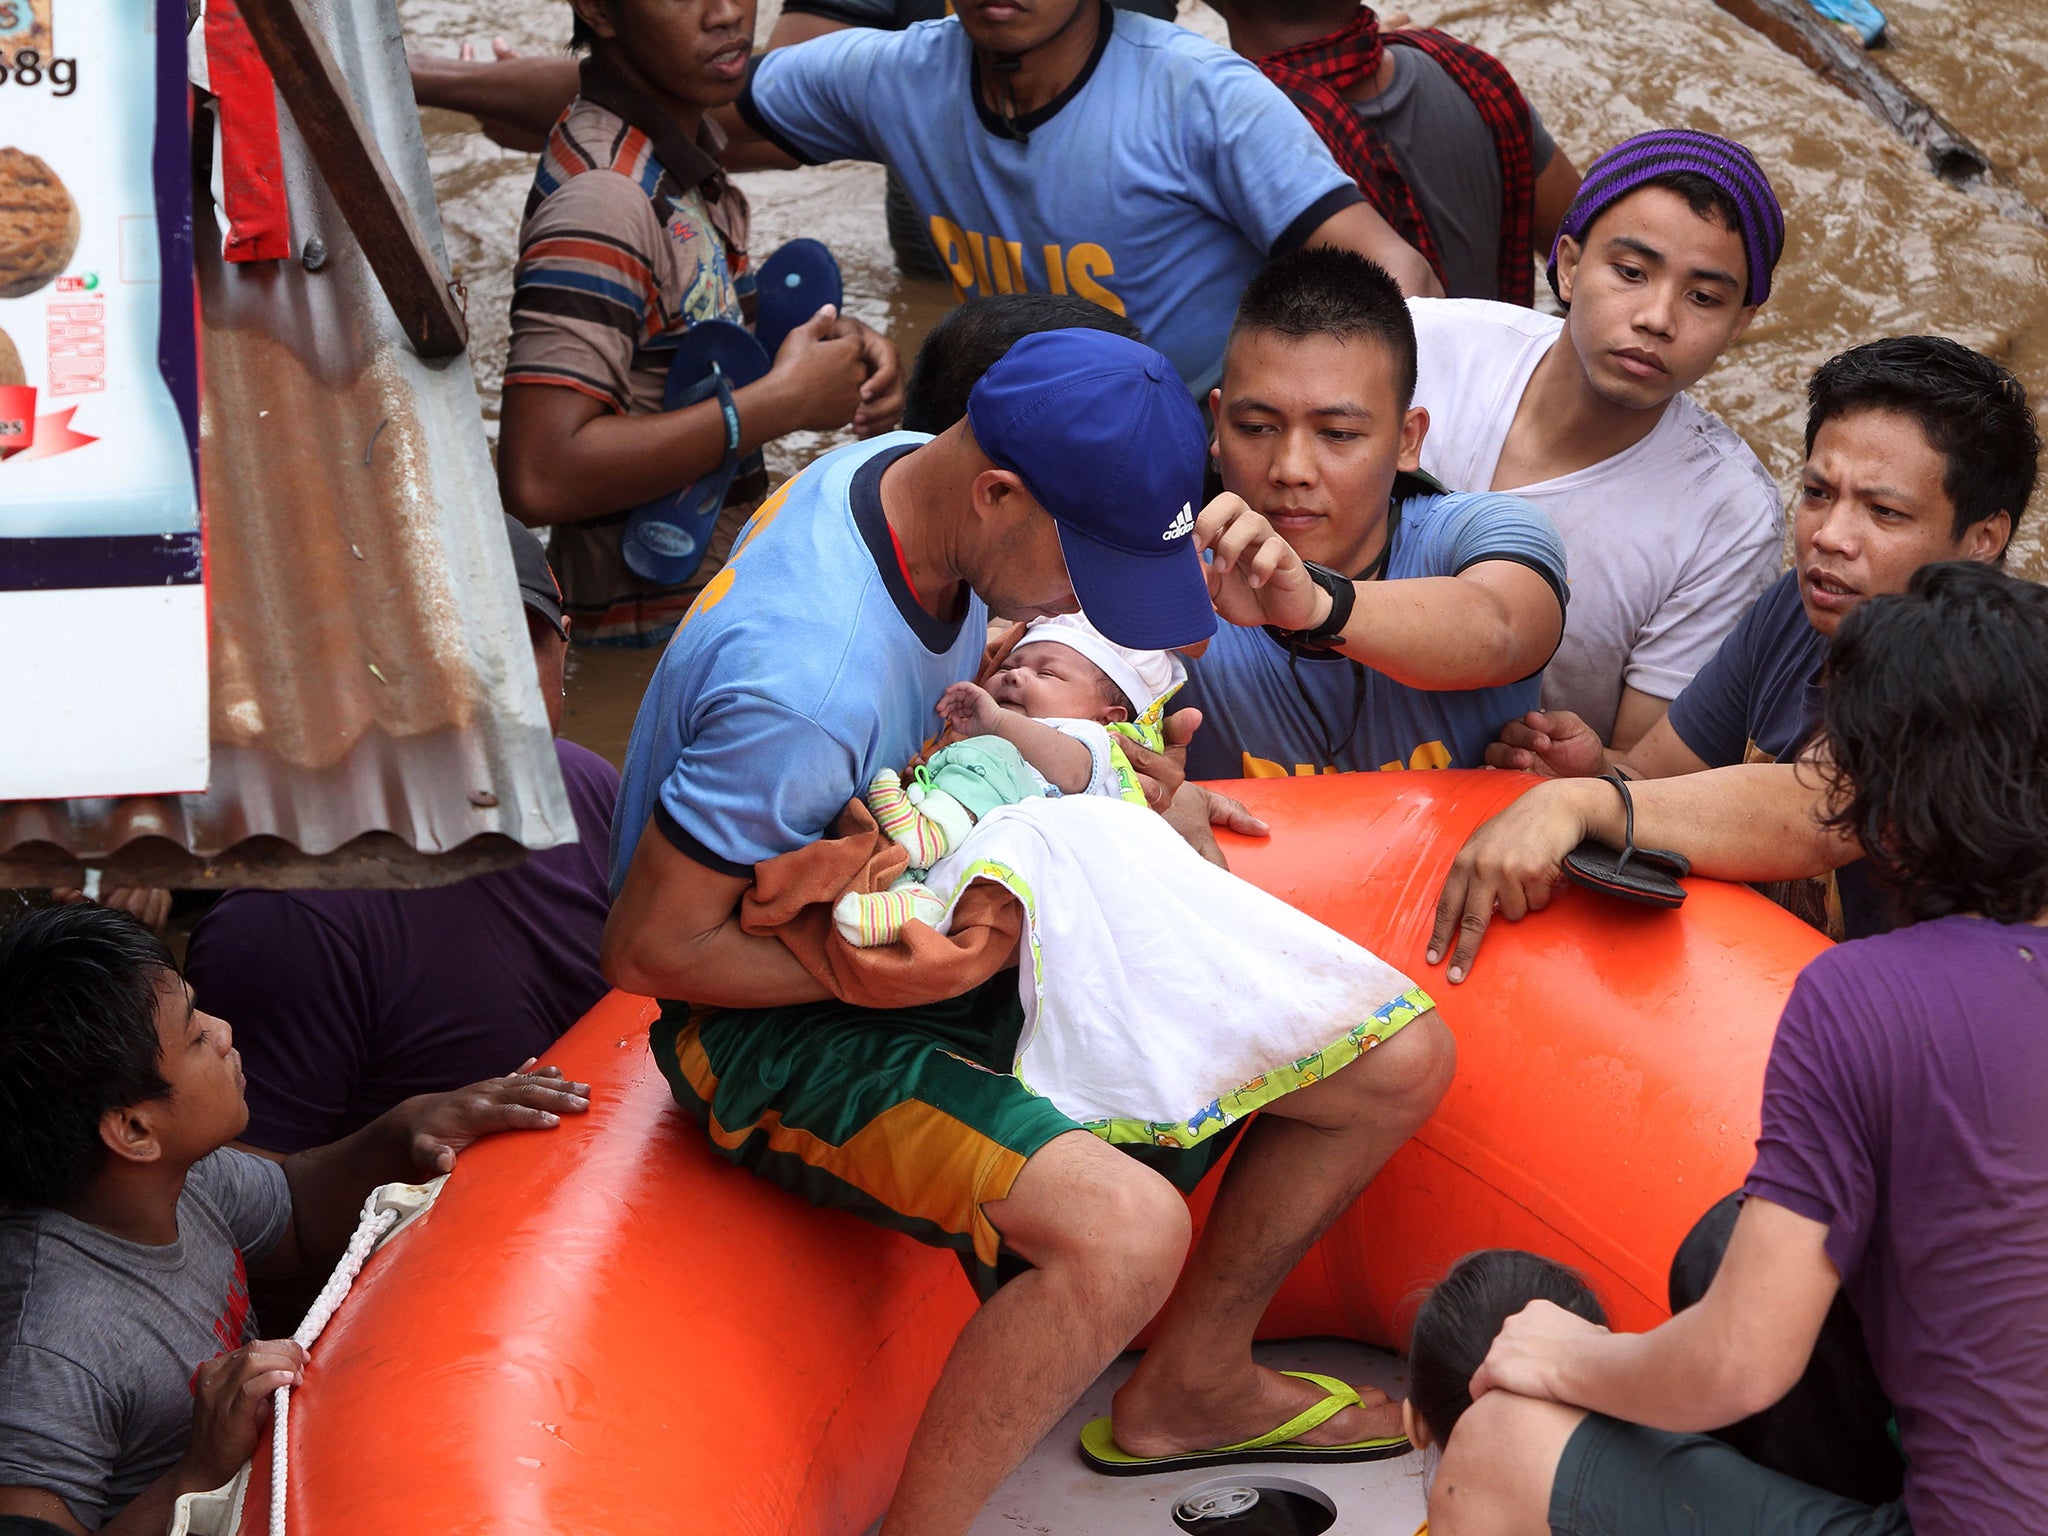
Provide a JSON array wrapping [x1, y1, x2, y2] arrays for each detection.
[[834, 612, 1183, 945]]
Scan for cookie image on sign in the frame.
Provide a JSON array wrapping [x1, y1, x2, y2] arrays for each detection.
[[0, 325, 22, 387], [0, 0, 53, 57], [0, 147, 78, 297]]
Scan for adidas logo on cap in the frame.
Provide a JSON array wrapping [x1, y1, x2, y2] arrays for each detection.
[[1161, 502, 1194, 542]]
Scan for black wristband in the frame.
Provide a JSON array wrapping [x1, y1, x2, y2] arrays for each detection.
[[1269, 561, 1355, 651]]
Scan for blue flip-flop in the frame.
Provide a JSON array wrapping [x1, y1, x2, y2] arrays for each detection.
[[753, 237, 844, 359], [620, 319, 772, 587]]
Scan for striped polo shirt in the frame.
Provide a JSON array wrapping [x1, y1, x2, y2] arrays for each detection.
[[503, 59, 757, 644], [506, 70, 751, 417]]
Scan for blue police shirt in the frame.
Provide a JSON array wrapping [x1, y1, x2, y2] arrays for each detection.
[[739, 9, 1363, 393], [609, 433, 986, 887], [1181, 487, 1567, 779]]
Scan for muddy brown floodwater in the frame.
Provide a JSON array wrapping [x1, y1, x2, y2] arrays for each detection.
[[401, 0, 2048, 767]]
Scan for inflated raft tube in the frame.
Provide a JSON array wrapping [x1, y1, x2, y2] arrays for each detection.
[[241, 771, 1827, 1536]]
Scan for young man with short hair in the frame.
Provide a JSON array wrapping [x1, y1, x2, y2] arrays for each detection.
[[1409, 129, 1787, 748], [1209, 0, 1582, 303], [496, 0, 902, 645], [769, 0, 1177, 280], [1429, 335, 2038, 977], [1427, 562, 2048, 1536], [0, 906, 590, 1534], [602, 326, 1455, 1536], [728, 0, 1442, 393], [1179, 245, 1569, 780]]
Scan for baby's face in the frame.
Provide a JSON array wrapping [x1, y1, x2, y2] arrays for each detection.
[[989, 642, 1123, 723]]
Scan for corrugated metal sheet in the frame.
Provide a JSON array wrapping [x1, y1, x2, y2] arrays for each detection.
[[0, 0, 572, 890]]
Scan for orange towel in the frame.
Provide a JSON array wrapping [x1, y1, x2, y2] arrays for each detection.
[[740, 795, 1024, 1009]]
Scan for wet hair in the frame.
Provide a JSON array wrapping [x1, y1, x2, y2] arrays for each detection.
[[1818, 561, 2048, 927], [901, 294, 1145, 434], [1228, 246, 1419, 409], [1407, 1250, 1607, 1445], [0, 904, 178, 1210], [1804, 336, 2038, 554]]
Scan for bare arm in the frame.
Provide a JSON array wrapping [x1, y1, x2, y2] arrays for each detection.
[[1427, 759, 1858, 981], [407, 51, 579, 143], [1331, 561, 1563, 691], [256, 1069, 589, 1278], [0, 1485, 87, 1534], [499, 309, 865, 526], [767, 10, 847, 47], [1607, 684, 1671, 753], [987, 713, 1097, 795], [602, 820, 833, 1006], [1198, 496, 1559, 688], [1487, 705, 1708, 781], [0, 1337, 313, 1534], [935, 682, 1097, 794], [1472, 1196, 1839, 1430], [1529, 144, 1582, 257], [1303, 201, 1445, 299]]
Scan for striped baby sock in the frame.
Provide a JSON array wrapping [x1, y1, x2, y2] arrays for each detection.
[[866, 768, 951, 871], [833, 881, 947, 948]]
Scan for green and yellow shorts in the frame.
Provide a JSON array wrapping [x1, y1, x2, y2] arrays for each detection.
[[652, 971, 1242, 1298]]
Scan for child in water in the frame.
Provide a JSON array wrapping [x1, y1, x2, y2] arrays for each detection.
[[833, 611, 1183, 946], [1405, 1249, 1609, 1453]]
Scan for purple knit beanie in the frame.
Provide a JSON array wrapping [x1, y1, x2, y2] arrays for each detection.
[[1546, 128, 1785, 306]]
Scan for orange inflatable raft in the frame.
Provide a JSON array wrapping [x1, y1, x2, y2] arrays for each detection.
[[238, 772, 1828, 1536]]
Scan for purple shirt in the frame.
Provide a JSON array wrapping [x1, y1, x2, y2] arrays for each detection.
[[184, 739, 619, 1153], [1745, 915, 2048, 1533]]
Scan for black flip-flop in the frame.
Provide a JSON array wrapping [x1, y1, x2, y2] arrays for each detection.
[[1562, 772, 1691, 909]]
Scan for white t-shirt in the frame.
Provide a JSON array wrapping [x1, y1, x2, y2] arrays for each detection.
[[1408, 298, 1785, 742]]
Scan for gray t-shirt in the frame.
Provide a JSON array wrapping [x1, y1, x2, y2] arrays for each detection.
[[1353, 46, 1557, 301], [0, 1151, 291, 1529]]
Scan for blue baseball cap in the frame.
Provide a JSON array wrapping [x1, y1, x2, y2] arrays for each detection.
[[966, 329, 1215, 650]]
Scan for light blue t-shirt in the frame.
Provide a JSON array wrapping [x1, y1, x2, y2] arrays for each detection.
[[609, 433, 987, 888], [1181, 487, 1567, 779], [740, 11, 1362, 393]]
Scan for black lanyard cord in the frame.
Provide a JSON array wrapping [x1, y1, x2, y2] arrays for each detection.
[[1275, 499, 1400, 769]]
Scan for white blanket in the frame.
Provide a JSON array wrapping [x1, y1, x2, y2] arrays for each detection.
[[925, 795, 1431, 1148]]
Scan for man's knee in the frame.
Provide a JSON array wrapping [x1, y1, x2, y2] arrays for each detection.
[[1385, 1010, 1457, 1108], [1063, 1159, 1193, 1297], [996, 1135, 1192, 1302], [1330, 1010, 1456, 1128], [1430, 1391, 1580, 1536]]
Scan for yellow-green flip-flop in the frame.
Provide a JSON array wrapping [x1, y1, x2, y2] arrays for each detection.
[[1077, 1370, 1412, 1476]]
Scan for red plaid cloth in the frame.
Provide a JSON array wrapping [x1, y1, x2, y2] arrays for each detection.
[[1258, 9, 1537, 307]]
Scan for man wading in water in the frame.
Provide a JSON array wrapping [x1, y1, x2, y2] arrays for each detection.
[[412, 0, 1446, 394]]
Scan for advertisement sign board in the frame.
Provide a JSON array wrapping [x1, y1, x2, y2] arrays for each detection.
[[0, 0, 207, 799]]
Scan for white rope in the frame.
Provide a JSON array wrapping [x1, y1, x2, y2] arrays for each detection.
[[1177, 1486, 1262, 1521], [269, 1193, 399, 1536]]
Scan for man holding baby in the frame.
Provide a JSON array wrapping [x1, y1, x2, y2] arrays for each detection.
[[600, 325, 1455, 1536]]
